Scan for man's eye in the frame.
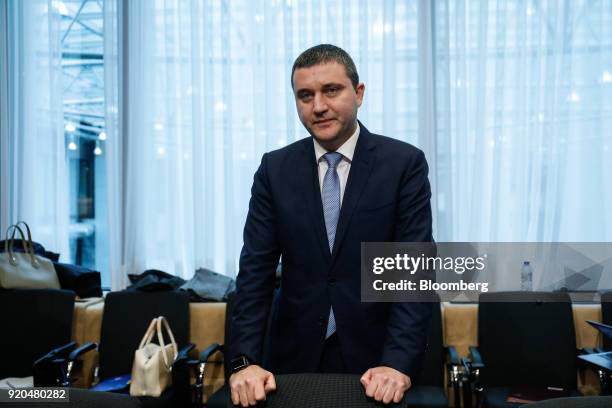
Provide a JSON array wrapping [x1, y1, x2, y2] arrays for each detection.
[[325, 88, 339, 95], [299, 93, 313, 102]]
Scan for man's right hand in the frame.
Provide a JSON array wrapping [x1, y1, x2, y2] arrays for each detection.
[[229, 365, 276, 407]]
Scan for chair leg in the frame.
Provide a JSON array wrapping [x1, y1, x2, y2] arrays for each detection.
[[452, 381, 461, 408], [461, 381, 471, 408], [449, 364, 467, 408]]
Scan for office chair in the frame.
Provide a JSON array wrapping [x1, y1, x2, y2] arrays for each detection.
[[86, 291, 193, 408], [0, 289, 94, 387], [464, 291, 579, 408]]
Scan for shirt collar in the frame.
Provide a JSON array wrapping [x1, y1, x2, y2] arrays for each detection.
[[313, 122, 360, 163]]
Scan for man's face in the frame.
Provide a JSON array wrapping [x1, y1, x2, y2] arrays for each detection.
[[293, 62, 365, 151]]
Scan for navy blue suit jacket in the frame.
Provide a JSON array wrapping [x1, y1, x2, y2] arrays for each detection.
[[231, 123, 433, 378]]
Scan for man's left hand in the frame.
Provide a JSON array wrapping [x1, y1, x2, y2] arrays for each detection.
[[360, 366, 411, 404]]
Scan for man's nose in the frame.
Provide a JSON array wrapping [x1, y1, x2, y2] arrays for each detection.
[[313, 93, 328, 114]]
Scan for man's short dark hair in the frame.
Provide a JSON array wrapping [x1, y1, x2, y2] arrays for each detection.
[[291, 44, 359, 89]]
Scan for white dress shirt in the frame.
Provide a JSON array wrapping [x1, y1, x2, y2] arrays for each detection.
[[313, 123, 360, 206]]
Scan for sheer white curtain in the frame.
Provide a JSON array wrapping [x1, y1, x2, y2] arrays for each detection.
[[115, 0, 423, 282], [432, 0, 612, 242], [103, 0, 126, 289], [111, 0, 612, 286], [0, 0, 70, 259]]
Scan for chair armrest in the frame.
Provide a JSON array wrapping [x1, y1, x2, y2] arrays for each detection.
[[40, 341, 77, 361], [64, 342, 97, 385], [580, 347, 604, 354], [176, 343, 196, 360], [447, 345, 461, 366], [445, 346, 467, 408], [200, 343, 224, 362], [463, 346, 485, 408], [68, 342, 97, 361], [34, 341, 77, 367], [468, 346, 484, 368], [33, 342, 78, 387]]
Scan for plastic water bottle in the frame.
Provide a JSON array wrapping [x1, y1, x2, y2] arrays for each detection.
[[521, 261, 533, 291]]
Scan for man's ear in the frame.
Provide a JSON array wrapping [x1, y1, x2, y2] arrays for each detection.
[[356, 83, 365, 107]]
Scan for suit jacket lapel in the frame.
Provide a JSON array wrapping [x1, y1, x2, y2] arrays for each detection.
[[330, 123, 376, 267], [298, 139, 332, 264]]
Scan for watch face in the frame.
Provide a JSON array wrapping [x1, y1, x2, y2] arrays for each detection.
[[232, 356, 249, 372]]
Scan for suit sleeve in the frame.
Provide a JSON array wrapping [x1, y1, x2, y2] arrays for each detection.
[[230, 153, 280, 365], [379, 149, 434, 378]]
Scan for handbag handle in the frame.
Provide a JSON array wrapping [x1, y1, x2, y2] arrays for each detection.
[[4, 224, 38, 268], [138, 318, 159, 349], [155, 316, 178, 369], [14, 221, 40, 268]]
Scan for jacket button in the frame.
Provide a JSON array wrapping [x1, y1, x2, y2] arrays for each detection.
[[327, 277, 336, 286]]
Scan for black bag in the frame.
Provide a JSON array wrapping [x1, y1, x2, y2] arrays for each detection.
[[127, 269, 186, 292], [54, 263, 102, 298]]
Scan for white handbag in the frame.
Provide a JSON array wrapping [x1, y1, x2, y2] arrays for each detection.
[[130, 316, 178, 397], [0, 223, 60, 290]]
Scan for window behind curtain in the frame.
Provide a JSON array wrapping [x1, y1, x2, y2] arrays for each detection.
[[59, 0, 110, 285]]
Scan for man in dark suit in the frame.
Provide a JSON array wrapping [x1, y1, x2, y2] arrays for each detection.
[[229, 44, 433, 407]]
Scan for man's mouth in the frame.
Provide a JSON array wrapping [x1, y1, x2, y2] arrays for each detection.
[[314, 119, 335, 126]]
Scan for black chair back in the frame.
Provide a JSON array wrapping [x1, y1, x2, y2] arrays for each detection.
[[263, 373, 407, 407], [98, 291, 190, 380], [477, 291, 576, 390], [0, 289, 75, 379]]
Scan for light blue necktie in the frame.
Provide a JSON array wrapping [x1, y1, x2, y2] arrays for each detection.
[[322, 152, 343, 338]]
